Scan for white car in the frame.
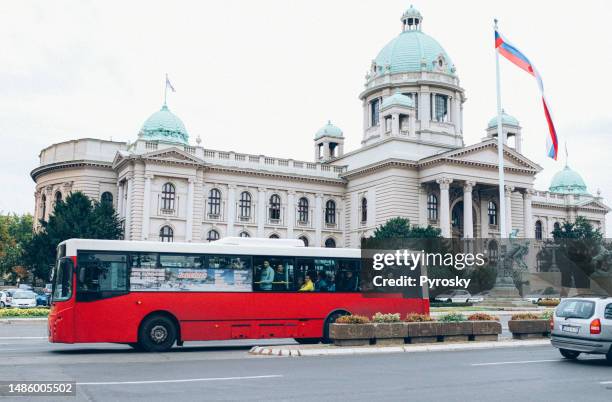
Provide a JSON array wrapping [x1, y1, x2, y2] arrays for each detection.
[[467, 291, 491, 303], [0, 291, 8, 308], [9, 290, 37, 308], [524, 288, 561, 304], [434, 289, 472, 303]]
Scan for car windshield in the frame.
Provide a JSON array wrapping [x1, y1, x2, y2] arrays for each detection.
[[556, 299, 595, 319], [13, 291, 36, 299]]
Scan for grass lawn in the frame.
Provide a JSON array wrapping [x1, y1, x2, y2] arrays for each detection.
[[0, 307, 49, 318]]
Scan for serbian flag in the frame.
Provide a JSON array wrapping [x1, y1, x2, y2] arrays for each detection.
[[495, 30, 558, 160]]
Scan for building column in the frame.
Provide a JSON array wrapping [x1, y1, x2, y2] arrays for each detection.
[[523, 190, 533, 239], [315, 193, 323, 246], [44, 186, 53, 220], [257, 187, 266, 237], [463, 181, 475, 239], [125, 177, 133, 240], [287, 190, 295, 238], [117, 182, 124, 219], [420, 87, 430, 129], [453, 94, 461, 132], [418, 184, 428, 227], [480, 196, 489, 238], [437, 178, 453, 238], [505, 186, 514, 235], [185, 177, 195, 242], [141, 175, 152, 240], [226, 185, 236, 237], [391, 114, 400, 136]]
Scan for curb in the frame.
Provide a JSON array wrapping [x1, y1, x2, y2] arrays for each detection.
[[0, 317, 48, 324], [249, 339, 550, 357]]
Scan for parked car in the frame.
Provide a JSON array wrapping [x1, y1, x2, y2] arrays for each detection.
[[524, 287, 560, 303], [34, 290, 50, 306], [468, 290, 491, 303], [2, 289, 19, 307], [9, 290, 37, 308], [0, 291, 7, 308], [434, 289, 472, 303], [551, 296, 612, 361]]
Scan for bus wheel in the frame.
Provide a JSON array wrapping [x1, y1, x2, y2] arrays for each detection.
[[322, 311, 348, 344], [294, 338, 320, 344], [138, 315, 177, 352]]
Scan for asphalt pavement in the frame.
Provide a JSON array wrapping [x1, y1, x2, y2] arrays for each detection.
[[1, 321, 611, 402]]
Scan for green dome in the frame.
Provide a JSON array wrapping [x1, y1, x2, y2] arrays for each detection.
[[549, 165, 589, 195], [381, 92, 415, 109], [139, 104, 189, 145], [315, 121, 343, 140], [488, 110, 520, 128], [374, 29, 455, 75]]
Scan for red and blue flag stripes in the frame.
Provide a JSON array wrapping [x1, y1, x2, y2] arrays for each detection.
[[495, 30, 558, 160]]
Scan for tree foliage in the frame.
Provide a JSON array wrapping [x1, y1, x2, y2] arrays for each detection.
[[0, 214, 33, 281], [371, 217, 441, 240]]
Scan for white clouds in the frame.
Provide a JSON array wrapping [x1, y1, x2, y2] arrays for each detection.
[[0, 0, 610, 233]]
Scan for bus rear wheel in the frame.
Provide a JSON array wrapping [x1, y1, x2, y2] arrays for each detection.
[[138, 315, 177, 352], [322, 311, 349, 344]]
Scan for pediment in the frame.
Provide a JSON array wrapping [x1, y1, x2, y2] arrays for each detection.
[[142, 148, 203, 164], [577, 199, 611, 212]]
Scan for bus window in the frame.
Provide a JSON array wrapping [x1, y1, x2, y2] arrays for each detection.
[[77, 253, 128, 300], [52, 257, 73, 302], [204, 255, 252, 292], [295, 258, 337, 292], [130, 253, 163, 291], [337, 260, 360, 292], [253, 257, 295, 291]]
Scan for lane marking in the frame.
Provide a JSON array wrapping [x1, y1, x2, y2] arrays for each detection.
[[471, 359, 558, 366], [78, 374, 283, 386], [0, 336, 47, 340], [599, 381, 612, 385]]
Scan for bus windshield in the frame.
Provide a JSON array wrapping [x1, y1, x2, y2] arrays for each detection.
[[52, 258, 73, 302]]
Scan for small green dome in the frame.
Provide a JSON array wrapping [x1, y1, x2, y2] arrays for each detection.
[[402, 5, 422, 20], [381, 92, 415, 109], [139, 104, 189, 145], [488, 110, 520, 128], [315, 121, 343, 140], [549, 165, 589, 195]]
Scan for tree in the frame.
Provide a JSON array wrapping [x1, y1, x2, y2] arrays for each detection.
[[24, 192, 122, 282], [0, 214, 33, 282], [370, 217, 441, 240]]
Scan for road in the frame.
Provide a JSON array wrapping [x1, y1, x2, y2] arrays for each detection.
[[1, 321, 611, 401]]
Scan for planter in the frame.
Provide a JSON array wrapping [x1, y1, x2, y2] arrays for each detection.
[[435, 322, 471, 342], [329, 323, 374, 346], [406, 322, 438, 344], [508, 319, 550, 339], [373, 323, 406, 345], [469, 321, 502, 341]]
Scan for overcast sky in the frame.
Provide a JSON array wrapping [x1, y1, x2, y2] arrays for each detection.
[[1, 0, 611, 234]]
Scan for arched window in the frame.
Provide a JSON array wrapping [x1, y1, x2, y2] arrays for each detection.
[[325, 200, 336, 225], [553, 221, 561, 231], [269, 194, 281, 221], [427, 194, 438, 221], [239, 191, 252, 219], [40, 194, 47, 219], [298, 197, 309, 223], [161, 183, 176, 210], [101, 191, 113, 205], [269, 233, 280, 239], [488, 201, 497, 225], [239, 231, 250, 238], [299, 235, 309, 247], [325, 238, 336, 248], [360, 198, 368, 223], [488, 240, 498, 264], [207, 229, 220, 242], [535, 220, 543, 240], [55, 191, 62, 204], [208, 188, 221, 217], [159, 225, 173, 242]]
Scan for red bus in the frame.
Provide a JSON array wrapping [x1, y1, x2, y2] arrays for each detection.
[[49, 237, 428, 351]]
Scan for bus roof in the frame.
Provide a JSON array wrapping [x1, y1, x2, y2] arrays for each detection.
[[59, 238, 361, 259]]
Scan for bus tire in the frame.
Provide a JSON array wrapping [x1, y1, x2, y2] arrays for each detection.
[[294, 338, 320, 344], [138, 315, 177, 352], [322, 310, 349, 344]]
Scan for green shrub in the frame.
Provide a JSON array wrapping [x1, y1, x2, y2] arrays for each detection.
[[510, 313, 542, 320], [335, 315, 370, 324], [0, 308, 49, 318], [539, 310, 554, 321], [372, 312, 401, 323], [467, 313, 499, 321], [405, 313, 434, 322], [537, 299, 560, 307], [437, 312, 466, 322]]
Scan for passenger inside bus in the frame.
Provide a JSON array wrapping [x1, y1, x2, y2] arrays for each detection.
[[315, 271, 329, 291], [273, 264, 288, 291], [298, 274, 314, 291], [258, 260, 275, 291]]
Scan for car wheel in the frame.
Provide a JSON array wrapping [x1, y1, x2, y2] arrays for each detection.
[[0, 301, 4, 308], [138, 315, 177, 352], [559, 349, 581, 360], [606, 350, 612, 363]]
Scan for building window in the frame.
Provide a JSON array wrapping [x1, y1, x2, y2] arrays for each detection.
[[40, 194, 46, 219], [207, 229, 220, 242], [434, 94, 449, 122], [488, 201, 497, 225], [535, 220, 543, 240], [360, 198, 368, 223], [370, 98, 380, 126], [55, 191, 62, 204], [488, 240, 498, 264], [239, 191, 252, 219], [269, 234, 280, 239], [239, 231, 250, 238], [298, 197, 309, 223], [161, 183, 176, 210], [269, 194, 281, 221], [553, 221, 561, 231], [159, 225, 173, 242], [299, 236, 309, 247], [325, 238, 336, 248], [427, 194, 438, 221], [403, 93, 418, 119], [325, 200, 336, 225], [208, 188, 221, 216], [101, 192, 113, 205]]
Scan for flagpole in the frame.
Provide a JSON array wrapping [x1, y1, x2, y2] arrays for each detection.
[[494, 19, 507, 238]]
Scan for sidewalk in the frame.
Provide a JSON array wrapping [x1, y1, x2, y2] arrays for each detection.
[[249, 338, 550, 357]]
